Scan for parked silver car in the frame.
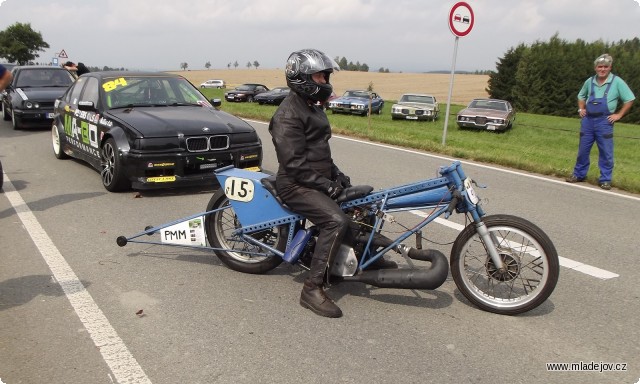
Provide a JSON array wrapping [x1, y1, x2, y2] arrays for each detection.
[[200, 79, 226, 89], [391, 94, 439, 121]]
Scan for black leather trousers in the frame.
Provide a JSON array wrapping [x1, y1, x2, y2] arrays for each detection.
[[279, 185, 351, 286]]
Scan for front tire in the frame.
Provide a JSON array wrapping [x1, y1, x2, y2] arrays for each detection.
[[51, 124, 70, 159], [205, 189, 286, 274], [101, 138, 130, 192], [450, 214, 559, 315], [1, 102, 10, 121], [11, 110, 20, 130]]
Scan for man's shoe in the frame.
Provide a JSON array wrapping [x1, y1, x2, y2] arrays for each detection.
[[368, 256, 398, 270], [599, 182, 611, 190], [566, 175, 585, 183], [300, 281, 342, 318]]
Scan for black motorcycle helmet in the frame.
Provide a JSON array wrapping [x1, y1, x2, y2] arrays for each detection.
[[285, 49, 340, 103]]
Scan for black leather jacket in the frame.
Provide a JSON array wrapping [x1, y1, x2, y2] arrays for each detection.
[[269, 91, 341, 194]]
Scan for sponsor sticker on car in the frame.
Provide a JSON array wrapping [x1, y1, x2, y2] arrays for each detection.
[[147, 176, 177, 183]]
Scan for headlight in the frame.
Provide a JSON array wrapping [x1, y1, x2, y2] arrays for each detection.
[[24, 101, 40, 109]]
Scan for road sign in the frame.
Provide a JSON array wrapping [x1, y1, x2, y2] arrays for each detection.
[[52, 58, 59, 66], [448, 2, 474, 37], [58, 49, 68, 58]]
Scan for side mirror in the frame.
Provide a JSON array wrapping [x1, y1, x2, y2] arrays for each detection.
[[210, 98, 222, 108], [78, 100, 96, 111]]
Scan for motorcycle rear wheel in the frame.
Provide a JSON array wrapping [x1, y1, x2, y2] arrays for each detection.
[[450, 214, 559, 315], [205, 189, 287, 274]]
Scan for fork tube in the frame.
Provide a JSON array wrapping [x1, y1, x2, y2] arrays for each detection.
[[475, 221, 505, 270]]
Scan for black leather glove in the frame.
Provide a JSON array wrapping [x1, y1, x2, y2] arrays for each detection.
[[335, 173, 352, 188], [327, 181, 344, 200]]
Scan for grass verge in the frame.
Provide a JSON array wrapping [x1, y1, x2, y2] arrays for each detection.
[[202, 89, 640, 194]]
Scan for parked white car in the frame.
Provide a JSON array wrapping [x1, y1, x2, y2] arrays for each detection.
[[200, 79, 226, 89]]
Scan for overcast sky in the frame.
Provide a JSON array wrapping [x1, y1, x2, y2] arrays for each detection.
[[1, 0, 639, 73]]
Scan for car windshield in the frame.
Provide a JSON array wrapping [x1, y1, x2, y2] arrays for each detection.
[[235, 85, 256, 91], [469, 100, 507, 111], [104, 76, 210, 109], [15, 68, 75, 88], [344, 91, 370, 98], [400, 95, 434, 104]]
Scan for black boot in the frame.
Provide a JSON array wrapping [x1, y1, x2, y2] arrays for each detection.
[[300, 281, 342, 318], [368, 256, 398, 270]]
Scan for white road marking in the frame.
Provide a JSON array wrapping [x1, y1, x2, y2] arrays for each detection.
[[410, 210, 619, 280], [2, 174, 152, 384]]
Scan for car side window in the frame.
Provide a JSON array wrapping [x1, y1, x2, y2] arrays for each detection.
[[81, 77, 99, 106], [67, 78, 85, 106]]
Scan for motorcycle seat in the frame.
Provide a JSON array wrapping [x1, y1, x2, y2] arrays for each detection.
[[260, 176, 373, 206]]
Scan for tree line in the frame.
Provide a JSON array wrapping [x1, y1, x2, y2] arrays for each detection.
[[487, 34, 640, 124]]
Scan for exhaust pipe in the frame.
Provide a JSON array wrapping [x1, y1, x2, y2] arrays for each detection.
[[339, 247, 449, 290]]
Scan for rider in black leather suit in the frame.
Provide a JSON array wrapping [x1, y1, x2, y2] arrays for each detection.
[[269, 49, 396, 318]]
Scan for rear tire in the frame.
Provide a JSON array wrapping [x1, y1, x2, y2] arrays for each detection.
[[450, 214, 559, 315], [205, 189, 287, 274]]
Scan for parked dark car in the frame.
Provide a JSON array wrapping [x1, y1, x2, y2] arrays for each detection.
[[327, 90, 384, 116], [2, 66, 75, 129], [457, 98, 515, 131], [254, 87, 290, 105], [224, 83, 269, 102], [51, 71, 263, 191]]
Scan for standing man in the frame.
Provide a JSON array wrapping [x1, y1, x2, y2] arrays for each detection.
[[269, 49, 396, 318], [566, 54, 635, 190], [0, 64, 12, 91]]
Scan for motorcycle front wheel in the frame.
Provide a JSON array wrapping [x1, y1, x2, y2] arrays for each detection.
[[450, 214, 559, 315], [205, 189, 287, 274]]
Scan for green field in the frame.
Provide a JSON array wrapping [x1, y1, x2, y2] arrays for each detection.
[[201, 89, 640, 194]]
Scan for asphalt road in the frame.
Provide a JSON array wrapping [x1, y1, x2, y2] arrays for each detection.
[[1, 117, 639, 384]]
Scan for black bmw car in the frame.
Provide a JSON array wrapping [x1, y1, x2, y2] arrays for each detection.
[[224, 83, 269, 102], [2, 66, 75, 129], [51, 71, 263, 191], [254, 86, 290, 105]]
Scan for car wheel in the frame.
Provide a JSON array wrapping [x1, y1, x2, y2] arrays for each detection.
[[376, 107, 382, 115], [101, 138, 130, 192], [11, 110, 21, 130], [247, 96, 254, 103], [51, 124, 70, 159], [1, 102, 10, 121], [201, 85, 205, 88]]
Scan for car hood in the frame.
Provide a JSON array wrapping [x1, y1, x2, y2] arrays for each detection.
[[105, 106, 254, 137], [333, 96, 369, 104], [459, 107, 509, 118], [15, 86, 69, 101], [395, 102, 436, 109]]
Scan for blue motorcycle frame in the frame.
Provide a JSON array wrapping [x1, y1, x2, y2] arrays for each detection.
[[118, 161, 559, 315]]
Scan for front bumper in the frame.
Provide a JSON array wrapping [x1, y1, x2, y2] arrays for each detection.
[[121, 145, 263, 190], [13, 108, 56, 127]]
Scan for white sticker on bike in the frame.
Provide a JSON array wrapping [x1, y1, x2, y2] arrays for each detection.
[[224, 177, 254, 202], [464, 178, 479, 205]]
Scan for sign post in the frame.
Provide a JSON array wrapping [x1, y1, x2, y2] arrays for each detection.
[[442, 1, 474, 146]]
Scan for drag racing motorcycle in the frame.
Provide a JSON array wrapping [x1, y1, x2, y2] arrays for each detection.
[[118, 161, 559, 315]]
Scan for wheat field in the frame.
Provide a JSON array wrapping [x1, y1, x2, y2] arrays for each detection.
[[170, 69, 490, 105]]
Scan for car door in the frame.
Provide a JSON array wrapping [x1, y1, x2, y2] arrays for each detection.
[[61, 77, 101, 163]]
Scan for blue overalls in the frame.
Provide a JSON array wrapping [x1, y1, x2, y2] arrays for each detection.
[[572, 76, 615, 183]]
